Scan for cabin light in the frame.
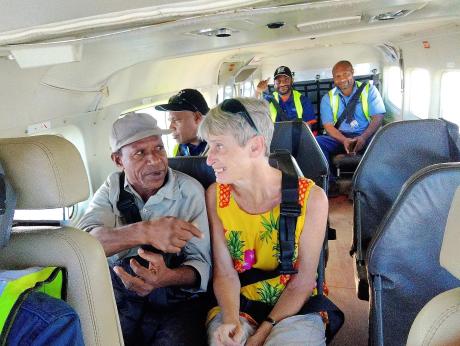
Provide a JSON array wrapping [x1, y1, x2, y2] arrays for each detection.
[[10, 43, 82, 69], [215, 28, 232, 37]]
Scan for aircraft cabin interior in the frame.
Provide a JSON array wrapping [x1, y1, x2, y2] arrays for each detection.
[[0, 0, 459, 345]]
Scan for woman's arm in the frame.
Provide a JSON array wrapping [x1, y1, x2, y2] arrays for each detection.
[[206, 184, 244, 345], [247, 185, 328, 344]]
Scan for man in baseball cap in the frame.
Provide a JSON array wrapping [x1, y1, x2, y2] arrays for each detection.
[[78, 111, 211, 345], [156, 89, 209, 156], [256, 66, 317, 133]]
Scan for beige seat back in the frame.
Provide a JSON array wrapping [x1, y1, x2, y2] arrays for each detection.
[[406, 187, 460, 346], [0, 135, 123, 346]]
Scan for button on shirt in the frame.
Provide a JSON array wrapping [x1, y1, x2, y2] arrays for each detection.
[[320, 82, 386, 135], [264, 92, 316, 122], [77, 168, 211, 293]]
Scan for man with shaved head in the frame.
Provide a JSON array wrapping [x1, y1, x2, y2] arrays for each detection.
[[317, 60, 385, 191]]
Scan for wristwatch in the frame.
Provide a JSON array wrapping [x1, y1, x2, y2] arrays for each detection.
[[264, 316, 277, 326]]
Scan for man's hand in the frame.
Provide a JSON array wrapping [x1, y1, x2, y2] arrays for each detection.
[[142, 216, 203, 253], [343, 138, 357, 154], [113, 249, 169, 296], [256, 78, 270, 95], [353, 135, 366, 153], [214, 323, 244, 346]]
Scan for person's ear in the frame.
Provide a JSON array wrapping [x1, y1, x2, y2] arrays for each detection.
[[194, 112, 203, 123], [111, 152, 124, 169], [249, 136, 265, 157]]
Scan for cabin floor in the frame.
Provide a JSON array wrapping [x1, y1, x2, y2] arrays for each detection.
[[327, 195, 369, 346]]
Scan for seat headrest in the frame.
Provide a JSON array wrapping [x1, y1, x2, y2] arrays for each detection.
[[0, 163, 16, 249], [0, 135, 89, 209], [168, 156, 216, 189], [440, 186, 460, 279]]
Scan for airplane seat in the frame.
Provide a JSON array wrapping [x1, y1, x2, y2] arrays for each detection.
[[332, 153, 362, 178], [351, 119, 459, 301], [0, 135, 124, 346], [168, 156, 216, 189], [367, 163, 460, 346], [406, 186, 460, 346], [271, 120, 329, 191]]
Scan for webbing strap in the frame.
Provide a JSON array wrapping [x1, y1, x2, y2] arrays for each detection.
[[334, 82, 367, 130], [117, 172, 142, 224], [271, 150, 300, 274]]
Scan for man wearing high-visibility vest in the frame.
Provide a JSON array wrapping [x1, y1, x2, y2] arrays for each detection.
[[317, 60, 385, 178], [155, 89, 209, 157], [256, 66, 317, 132]]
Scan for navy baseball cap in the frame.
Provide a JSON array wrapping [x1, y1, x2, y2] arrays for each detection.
[[155, 89, 209, 115], [274, 66, 293, 79]]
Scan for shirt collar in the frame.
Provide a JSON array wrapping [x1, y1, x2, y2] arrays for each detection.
[[123, 167, 180, 202], [334, 82, 358, 97]]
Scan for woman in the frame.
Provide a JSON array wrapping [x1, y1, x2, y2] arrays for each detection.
[[199, 97, 328, 346]]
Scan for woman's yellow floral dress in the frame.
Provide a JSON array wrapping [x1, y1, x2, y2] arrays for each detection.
[[208, 177, 319, 323]]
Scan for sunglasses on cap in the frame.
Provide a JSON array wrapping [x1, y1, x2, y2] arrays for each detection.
[[220, 99, 259, 133], [169, 94, 199, 112]]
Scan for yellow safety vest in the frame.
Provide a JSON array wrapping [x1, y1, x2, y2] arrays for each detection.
[[328, 81, 370, 124], [269, 90, 303, 122], [0, 267, 65, 342], [172, 144, 180, 157]]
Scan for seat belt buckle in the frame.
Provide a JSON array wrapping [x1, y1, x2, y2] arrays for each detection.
[[280, 202, 301, 217]]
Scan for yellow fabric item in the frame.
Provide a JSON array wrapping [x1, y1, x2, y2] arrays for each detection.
[[328, 80, 370, 123], [0, 267, 64, 336], [207, 178, 314, 323], [172, 144, 180, 157], [269, 90, 304, 122]]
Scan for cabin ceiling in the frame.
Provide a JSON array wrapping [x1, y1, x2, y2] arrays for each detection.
[[0, 0, 460, 128]]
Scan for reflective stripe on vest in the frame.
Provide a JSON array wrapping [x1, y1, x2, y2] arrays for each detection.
[[0, 267, 65, 338], [328, 81, 370, 124], [172, 144, 180, 157], [269, 90, 303, 122]]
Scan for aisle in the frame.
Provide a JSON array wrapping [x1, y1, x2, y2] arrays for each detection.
[[326, 196, 369, 346]]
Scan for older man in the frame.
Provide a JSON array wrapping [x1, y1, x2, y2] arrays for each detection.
[[156, 89, 209, 157], [77, 112, 211, 345]]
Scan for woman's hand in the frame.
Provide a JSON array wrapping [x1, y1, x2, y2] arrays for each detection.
[[214, 322, 244, 346]]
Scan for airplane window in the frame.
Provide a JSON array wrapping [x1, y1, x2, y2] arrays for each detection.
[[224, 85, 234, 100], [409, 68, 430, 119], [217, 86, 224, 103], [134, 107, 175, 156], [440, 71, 460, 126], [14, 207, 74, 222], [386, 66, 402, 108]]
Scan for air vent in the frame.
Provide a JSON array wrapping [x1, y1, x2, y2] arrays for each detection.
[[296, 16, 361, 34]]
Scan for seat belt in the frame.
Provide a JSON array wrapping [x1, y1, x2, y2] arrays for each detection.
[[238, 150, 300, 288], [334, 82, 367, 130], [269, 96, 289, 122], [116, 172, 142, 225]]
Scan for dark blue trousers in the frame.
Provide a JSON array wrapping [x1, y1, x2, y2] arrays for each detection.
[[110, 263, 209, 346]]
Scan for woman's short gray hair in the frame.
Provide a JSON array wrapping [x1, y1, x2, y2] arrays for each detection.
[[198, 97, 274, 157]]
